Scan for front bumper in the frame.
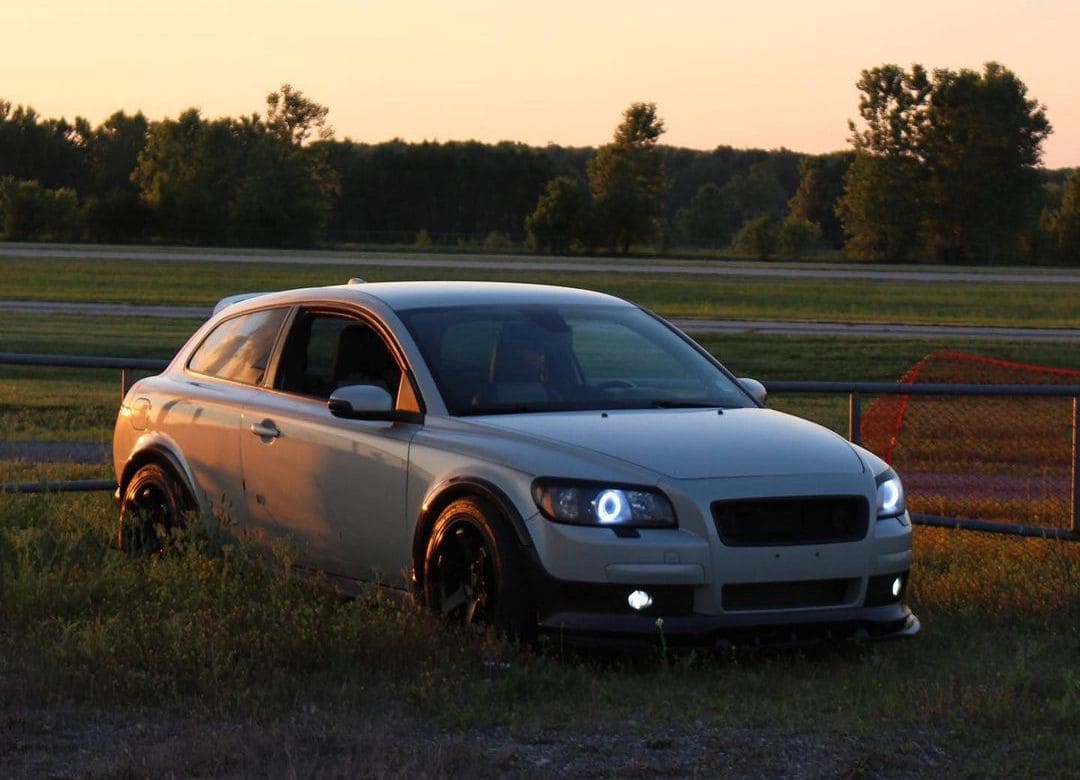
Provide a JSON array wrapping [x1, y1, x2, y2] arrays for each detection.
[[536, 601, 920, 648], [525, 551, 920, 648], [521, 473, 918, 647]]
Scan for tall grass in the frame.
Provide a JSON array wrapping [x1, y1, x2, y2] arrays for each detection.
[[2, 474, 1077, 756]]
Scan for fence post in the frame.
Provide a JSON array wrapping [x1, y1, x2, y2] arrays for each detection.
[[121, 367, 132, 399], [848, 392, 862, 445], [1072, 397, 1079, 535]]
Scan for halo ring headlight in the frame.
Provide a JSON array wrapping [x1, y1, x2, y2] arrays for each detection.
[[531, 480, 676, 528], [875, 469, 907, 519]]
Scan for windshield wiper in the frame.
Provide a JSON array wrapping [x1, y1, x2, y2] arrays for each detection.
[[647, 400, 719, 409]]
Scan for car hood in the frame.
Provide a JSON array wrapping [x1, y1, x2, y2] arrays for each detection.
[[469, 407, 865, 480]]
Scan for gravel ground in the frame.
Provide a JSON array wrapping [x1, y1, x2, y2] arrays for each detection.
[[0, 696, 957, 778], [0, 441, 109, 465]]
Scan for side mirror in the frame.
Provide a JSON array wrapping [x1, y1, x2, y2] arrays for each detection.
[[328, 384, 395, 420], [737, 377, 767, 406]]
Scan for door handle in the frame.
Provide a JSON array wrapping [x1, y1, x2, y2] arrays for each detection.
[[249, 420, 281, 439]]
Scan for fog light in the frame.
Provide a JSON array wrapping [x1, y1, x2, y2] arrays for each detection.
[[891, 576, 903, 598], [627, 590, 653, 611]]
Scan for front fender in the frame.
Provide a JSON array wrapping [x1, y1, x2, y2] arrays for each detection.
[[411, 474, 537, 591]]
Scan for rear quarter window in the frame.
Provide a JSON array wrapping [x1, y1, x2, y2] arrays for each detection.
[[187, 308, 288, 385]]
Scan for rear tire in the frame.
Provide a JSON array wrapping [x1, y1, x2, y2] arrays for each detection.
[[422, 497, 534, 641], [118, 463, 192, 555]]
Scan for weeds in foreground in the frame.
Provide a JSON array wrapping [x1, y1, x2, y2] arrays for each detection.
[[1, 485, 1078, 763]]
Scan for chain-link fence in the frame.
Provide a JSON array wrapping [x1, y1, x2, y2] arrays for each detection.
[[859, 351, 1079, 535], [769, 351, 1080, 540]]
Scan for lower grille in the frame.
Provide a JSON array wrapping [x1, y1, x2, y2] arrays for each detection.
[[722, 578, 856, 611], [712, 496, 869, 546], [539, 581, 695, 617]]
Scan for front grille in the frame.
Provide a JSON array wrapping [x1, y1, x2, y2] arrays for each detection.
[[712, 496, 869, 546], [722, 578, 856, 611]]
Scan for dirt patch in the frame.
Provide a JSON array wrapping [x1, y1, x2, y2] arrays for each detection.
[[0, 692, 958, 778]]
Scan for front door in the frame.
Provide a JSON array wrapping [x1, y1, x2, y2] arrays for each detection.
[[239, 310, 418, 585]]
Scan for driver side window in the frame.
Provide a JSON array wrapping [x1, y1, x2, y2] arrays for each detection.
[[276, 312, 402, 400]]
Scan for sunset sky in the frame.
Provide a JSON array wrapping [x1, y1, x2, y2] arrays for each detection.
[[4, 0, 1078, 167]]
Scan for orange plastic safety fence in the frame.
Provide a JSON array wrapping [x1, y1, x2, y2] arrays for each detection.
[[861, 352, 1079, 529]]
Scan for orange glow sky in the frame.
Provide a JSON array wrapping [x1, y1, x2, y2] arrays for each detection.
[[3, 0, 1078, 167]]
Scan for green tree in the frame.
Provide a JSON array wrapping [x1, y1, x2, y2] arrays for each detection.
[[734, 215, 779, 260], [133, 109, 242, 243], [920, 62, 1051, 263], [134, 92, 337, 246], [722, 162, 789, 225], [265, 83, 333, 146], [83, 110, 151, 241], [838, 62, 1052, 264], [0, 101, 89, 191], [0, 176, 81, 240], [836, 64, 931, 262], [675, 182, 731, 247], [789, 153, 852, 249], [780, 214, 822, 260], [525, 175, 587, 253], [587, 102, 667, 253], [232, 129, 336, 247], [1045, 170, 1080, 263]]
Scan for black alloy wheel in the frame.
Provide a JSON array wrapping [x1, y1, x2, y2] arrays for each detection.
[[423, 497, 534, 640], [118, 463, 191, 555], [431, 522, 494, 624]]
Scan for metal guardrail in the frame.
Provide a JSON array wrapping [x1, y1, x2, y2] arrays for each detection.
[[1, 353, 1077, 540], [0, 351, 168, 397], [1, 479, 117, 494]]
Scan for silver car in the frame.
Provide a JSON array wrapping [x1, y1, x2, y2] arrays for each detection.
[[113, 280, 918, 645]]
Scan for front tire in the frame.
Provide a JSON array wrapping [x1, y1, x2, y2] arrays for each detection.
[[118, 463, 192, 555], [422, 497, 534, 640]]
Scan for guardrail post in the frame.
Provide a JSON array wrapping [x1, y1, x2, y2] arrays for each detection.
[[1072, 397, 1079, 535], [848, 392, 862, 445]]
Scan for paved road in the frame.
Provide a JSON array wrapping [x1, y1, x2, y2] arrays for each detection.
[[0, 440, 109, 464], [4, 244, 1080, 284], [3, 299, 1080, 341]]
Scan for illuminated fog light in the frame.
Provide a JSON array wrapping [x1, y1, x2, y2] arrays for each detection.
[[595, 489, 630, 524], [891, 576, 903, 598], [627, 590, 653, 611]]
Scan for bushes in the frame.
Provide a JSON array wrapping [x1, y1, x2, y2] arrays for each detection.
[[0, 176, 82, 240]]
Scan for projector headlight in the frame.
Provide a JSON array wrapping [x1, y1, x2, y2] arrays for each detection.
[[531, 479, 677, 528], [875, 468, 907, 519]]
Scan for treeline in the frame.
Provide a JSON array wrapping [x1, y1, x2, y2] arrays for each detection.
[[0, 91, 810, 252], [1, 71, 1078, 263]]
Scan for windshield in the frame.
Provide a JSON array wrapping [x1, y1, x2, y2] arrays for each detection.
[[398, 303, 753, 415]]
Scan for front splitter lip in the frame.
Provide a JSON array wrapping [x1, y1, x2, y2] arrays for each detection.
[[537, 604, 919, 648]]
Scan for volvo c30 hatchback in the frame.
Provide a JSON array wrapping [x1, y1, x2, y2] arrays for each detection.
[[113, 281, 918, 645]]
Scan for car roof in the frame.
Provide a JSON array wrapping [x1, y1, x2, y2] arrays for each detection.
[[356, 281, 630, 310], [219, 280, 633, 315]]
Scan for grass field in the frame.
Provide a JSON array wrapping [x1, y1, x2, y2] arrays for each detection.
[[11, 240, 1080, 275], [1, 482, 1077, 775], [4, 254, 1080, 326], [3, 248, 1079, 774]]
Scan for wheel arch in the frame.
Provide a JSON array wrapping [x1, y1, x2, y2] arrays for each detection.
[[411, 477, 534, 592], [118, 442, 199, 511]]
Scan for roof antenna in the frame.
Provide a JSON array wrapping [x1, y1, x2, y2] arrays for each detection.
[[347, 277, 367, 285]]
